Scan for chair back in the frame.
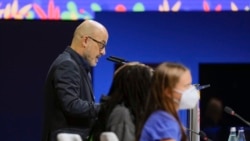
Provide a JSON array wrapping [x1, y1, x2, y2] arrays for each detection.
[[100, 132, 119, 141], [57, 133, 82, 141]]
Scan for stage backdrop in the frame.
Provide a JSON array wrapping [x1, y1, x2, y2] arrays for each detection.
[[0, 0, 249, 20], [0, 11, 250, 141]]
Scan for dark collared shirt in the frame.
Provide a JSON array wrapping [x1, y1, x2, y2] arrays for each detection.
[[78, 55, 92, 80]]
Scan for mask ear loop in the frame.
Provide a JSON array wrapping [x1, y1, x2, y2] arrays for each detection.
[[172, 88, 182, 105], [173, 98, 180, 104]]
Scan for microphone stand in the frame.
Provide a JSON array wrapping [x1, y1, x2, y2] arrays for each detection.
[[185, 127, 213, 141], [235, 113, 250, 127]]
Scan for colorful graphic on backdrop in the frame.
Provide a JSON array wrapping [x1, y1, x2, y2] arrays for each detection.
[[0, 0, 249, 20]]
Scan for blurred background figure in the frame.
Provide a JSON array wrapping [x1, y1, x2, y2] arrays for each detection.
[[201, 97, 224, 141], [203, 97, 223, 128]]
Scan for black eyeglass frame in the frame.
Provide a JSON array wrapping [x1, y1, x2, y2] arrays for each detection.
[[87, 36, 106, 50]]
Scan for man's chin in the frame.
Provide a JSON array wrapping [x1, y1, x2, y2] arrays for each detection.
[[91, 62, 97, 67]]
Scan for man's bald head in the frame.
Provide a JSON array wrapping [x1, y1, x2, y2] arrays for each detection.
[[73, 20, 108, 40], [70, 19, 109, 66]]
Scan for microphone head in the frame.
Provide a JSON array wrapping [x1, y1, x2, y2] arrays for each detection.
[[199, 131, 207, 138], [224, 106, 235, 116], [195, 84, 211, 90], [199, 130, 207, 137], [199, 131, 211, 141], [106, 56, 127, 64], [109, 56, 126, 62]]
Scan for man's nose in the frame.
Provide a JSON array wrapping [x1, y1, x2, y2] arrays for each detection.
[[100, 48, 106, 55]]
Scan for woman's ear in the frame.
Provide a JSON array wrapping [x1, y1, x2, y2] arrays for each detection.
[[164, 88, 172, 98]]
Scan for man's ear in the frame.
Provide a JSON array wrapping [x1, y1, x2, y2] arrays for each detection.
[[81, 36, 88, 47]]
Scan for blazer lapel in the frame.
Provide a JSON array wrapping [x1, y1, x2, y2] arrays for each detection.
[[65, 47, 95, 102], [79, 65, 95, 101]]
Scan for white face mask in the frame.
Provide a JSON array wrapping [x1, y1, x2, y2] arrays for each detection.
[[174, 85, 200, 110]]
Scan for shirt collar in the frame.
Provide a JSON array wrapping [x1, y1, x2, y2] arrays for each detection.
[[78, 55, 91, 72], [67, 46, 91, 72]]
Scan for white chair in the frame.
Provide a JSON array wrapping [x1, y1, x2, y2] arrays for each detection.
[[100, 132, 119, 141], [57, 133, 83, 141]]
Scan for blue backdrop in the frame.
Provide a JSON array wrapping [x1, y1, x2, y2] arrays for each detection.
[[93, 11, 250, 103]]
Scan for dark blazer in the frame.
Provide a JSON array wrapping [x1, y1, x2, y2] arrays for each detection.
[[42, 47, 100, 141]]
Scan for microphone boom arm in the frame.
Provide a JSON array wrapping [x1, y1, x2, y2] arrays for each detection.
[[224, 106, 250, 127], [235, 113, 250, 126]]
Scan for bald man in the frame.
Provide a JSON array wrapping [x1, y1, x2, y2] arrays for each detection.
[[42, 20, 109, 141]]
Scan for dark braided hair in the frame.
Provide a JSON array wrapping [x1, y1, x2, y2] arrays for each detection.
[[90, 63, 153, 141]]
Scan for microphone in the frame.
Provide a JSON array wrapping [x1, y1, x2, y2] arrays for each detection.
[[185, 128, 213, 141], [224, 106, 250, 126], [194, 84, 211, 90], [107, 56, 128, 64]]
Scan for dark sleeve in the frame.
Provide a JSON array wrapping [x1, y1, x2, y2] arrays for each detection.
[[54, 60, 99, 118]]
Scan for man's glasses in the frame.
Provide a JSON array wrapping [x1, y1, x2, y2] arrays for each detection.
[[87, 36, 106, 50]]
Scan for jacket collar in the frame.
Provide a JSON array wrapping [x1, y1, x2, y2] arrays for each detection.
[[65, 46, 91, 72]]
